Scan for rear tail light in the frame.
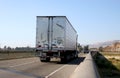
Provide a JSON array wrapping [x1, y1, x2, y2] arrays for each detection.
[[38, 45, 41, 47]]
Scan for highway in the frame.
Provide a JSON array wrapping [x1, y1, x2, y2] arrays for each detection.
[[0, 53, 86, 78]]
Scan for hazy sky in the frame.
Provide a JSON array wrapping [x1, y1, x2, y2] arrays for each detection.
[[0, 0, 120, 48]]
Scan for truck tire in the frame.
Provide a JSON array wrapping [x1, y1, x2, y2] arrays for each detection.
[[40, 57, 50, 62], [61, 57, 67, 63], [61, 58, 65, 63], [75, 54, 78, 58], [46, 57, 50, 62], [41, 59, 45, 62]]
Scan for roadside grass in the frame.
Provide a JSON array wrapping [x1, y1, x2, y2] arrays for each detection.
[[108, 58, 120, 70], [0, 51, 36, 60], [94, 52, 120, 78], [101, 53, 120, 56]]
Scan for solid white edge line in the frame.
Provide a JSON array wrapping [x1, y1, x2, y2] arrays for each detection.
[[9, 61, 39, 68], [45, 65, 66, 78]]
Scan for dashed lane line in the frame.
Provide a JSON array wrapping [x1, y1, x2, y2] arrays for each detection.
[[45, 65, 67, 78], [9, 61, 39, 68]]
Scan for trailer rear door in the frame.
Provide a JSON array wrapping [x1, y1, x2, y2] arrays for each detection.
[[36, 17, 49, 50], [52, 17, 65, 50], [37, 16, 65, 51]]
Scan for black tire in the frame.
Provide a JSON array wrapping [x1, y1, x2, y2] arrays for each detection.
[[46, 57, 50, 62], [40, 57, 50, 62], [76, 54, 78, 58], [41, 60, 46, 62], [60, 57, 67, 63]]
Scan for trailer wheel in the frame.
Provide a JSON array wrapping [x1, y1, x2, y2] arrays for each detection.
[[76, 54, 78, 58], [61, 57, 67, 63], [40, 57, 50, 62], [40, 59, 46, 62], [46, 57, 50, 62]]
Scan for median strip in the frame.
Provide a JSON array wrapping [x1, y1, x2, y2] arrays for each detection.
[[70, 52, 100, 78]]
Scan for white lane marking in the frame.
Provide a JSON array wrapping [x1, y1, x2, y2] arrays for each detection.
[[9, 61, 38, 68], [45, 65, 66, 78], [74, 64, 81, 72]]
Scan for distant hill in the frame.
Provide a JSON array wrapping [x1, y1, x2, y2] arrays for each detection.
[[89, 40, 120, 48]]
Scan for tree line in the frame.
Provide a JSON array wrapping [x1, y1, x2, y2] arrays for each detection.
[[0, 46, 35, 51]]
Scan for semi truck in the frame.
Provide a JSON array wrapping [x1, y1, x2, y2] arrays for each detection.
[[36, 16, 78, 62]]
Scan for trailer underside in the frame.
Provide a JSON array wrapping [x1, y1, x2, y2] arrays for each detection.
[[36, 50, 78, 62]]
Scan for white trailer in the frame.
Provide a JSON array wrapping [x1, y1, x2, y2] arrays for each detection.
[[36, 16, 78, 62]]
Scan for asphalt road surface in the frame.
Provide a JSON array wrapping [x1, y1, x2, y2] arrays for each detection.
[[0, 53, 86, 78]]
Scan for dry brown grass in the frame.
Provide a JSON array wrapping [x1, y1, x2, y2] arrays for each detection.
[[0, 51, 36, 60]]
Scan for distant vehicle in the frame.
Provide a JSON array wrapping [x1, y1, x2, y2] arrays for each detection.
[[83, 45, 89, 53], [83, 50, 89, 53], [36, 16, 78, 62]]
